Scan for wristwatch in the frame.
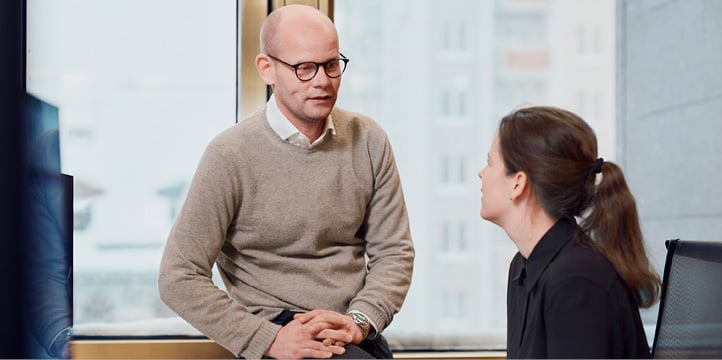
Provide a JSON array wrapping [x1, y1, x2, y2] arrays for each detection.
[[348, 312, 371, 340]]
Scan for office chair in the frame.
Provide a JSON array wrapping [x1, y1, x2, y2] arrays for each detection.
[[651, 239, 722, 358]]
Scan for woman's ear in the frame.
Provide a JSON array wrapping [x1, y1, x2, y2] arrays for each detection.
[[255, 54, 275, 85], [510, 171, 528, 201]]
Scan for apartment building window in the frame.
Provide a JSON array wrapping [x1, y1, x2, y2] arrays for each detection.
[[577, 25, 604, 55], [441, 21, 469, 53], [440, 155, 467, 185], [441, 222, 468, 254], [577, 25, 586, 54], [440, 87, 469, 118], [593, 27, 602, 54], [498, 14, 546, 46]]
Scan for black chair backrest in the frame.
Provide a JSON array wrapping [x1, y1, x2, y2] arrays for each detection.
[[651, 239, 722, 358]]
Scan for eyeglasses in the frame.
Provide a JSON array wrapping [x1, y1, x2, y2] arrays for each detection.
[[266, 53, 349, 81]]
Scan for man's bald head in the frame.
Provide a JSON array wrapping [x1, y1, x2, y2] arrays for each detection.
[[259, 4, 337, 56]]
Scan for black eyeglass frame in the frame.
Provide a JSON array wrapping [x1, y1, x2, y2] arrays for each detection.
[[266, 53, 349, 81]]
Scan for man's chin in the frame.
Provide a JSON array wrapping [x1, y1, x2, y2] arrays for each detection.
[[305, 107, 334, 121]]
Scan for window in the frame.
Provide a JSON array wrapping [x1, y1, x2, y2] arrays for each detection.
[[440, 21, 469, 53], [439, 81, 470, 122], [498, 14, 547, 46], [440, 155, 468, 186], [440, 222, 468, 255], [26, 0, 236, 334]]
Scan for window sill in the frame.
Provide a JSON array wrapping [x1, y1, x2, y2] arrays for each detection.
[[71, 339, 507, 359], [71, 339, 234, 359]]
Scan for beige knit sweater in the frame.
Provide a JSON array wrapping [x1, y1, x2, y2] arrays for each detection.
[[158, 108, 414, 359]]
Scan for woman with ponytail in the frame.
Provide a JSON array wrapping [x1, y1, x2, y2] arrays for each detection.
[[478, 106, 661, 358]]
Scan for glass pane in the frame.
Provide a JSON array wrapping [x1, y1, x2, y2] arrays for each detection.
[[26, 0, 236, 334], [334, 0, 616, 350]]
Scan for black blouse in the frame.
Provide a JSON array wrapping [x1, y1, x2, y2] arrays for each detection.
[[506, 218, 651, 359]]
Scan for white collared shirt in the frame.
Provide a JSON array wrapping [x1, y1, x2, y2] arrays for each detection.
[[266, 94, 335, 148]]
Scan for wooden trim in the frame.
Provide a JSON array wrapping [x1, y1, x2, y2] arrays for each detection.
[[270, 0, 333, 20], [271, 0, 317, 9], [239, 0, 268, 119], [71, 339, 506, 359], [396, 351, 507, 360], [71, 339, 234, 359]]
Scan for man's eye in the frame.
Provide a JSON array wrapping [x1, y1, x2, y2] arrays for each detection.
[[297, 63, 316, 72]]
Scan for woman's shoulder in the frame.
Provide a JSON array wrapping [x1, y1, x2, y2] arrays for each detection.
[[546, 240, 621, 291]]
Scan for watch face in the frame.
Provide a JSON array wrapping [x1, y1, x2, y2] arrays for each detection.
[[351, 312, 370, 339], [353, 312, 368, 324]]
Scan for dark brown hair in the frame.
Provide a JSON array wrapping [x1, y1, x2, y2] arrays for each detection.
[[498, 106, 661, 308]]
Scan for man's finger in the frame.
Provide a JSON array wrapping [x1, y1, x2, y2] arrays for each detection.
[[318, 328, 352, 343], [299, 341, 346, 359], [294, 309, 327, 324]]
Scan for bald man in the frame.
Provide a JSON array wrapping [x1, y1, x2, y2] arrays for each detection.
[[159, 5, 414, 359]]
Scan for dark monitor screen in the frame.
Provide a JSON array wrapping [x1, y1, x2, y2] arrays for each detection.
[[23, 93, 73, 358]]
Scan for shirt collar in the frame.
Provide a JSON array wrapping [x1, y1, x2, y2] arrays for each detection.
[[266, 94, 336, 148], [514, 217, 578, 291]]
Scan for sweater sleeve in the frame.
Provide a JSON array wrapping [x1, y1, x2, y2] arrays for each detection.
[[348, 131, 415, 332], [157, 143, 280, 359]]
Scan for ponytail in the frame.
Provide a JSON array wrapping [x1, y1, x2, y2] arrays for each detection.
[[581, 161, 662, 308]]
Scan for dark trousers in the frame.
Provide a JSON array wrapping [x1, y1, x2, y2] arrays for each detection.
[[271, 310, 393, 359]]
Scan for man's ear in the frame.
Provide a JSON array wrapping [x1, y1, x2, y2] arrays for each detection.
[[510, 171, 528, 201], [255, 54, 275, 85]]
